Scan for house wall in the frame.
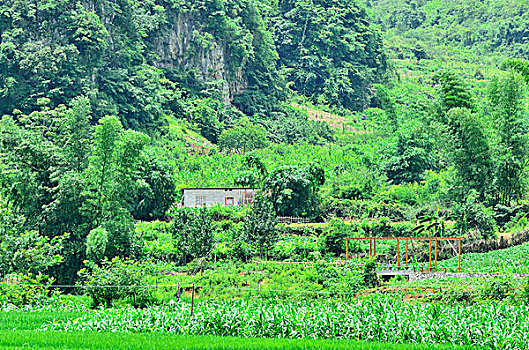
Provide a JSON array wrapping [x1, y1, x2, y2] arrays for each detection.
[[182, 189, 255, 208]]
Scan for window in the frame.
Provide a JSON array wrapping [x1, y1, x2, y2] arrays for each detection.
[[195, 195, 206, 207], [225, 197, 234, 206], [242, 192, 254, 206]]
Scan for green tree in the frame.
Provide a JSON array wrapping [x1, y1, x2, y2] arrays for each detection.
[[235, 154, 269, 188], [84, 116, 150, 222], [381, 121, 436, 184], [265, 105, 334, 145], [0, 202, 65, 277], [262, 163, 325, 217], [0, 0, 107, 116], [242, 194, 277, 258], [218, 118, 269, 154], [319, 218, 352, 256], [273, 0, 387, 110], [501, 59, 529, 84], [445, 108, 492, 199], [186, 98, 223, 143], [0, 104, 64, 229], [488, 71, 528, 204], [130, 151, 175, 221], [58, 97, 93, 173], [86, 227, 109, 262], [83, 116, 150, 257], [433, 70, 475, 120], [171, 208, 214, 264]]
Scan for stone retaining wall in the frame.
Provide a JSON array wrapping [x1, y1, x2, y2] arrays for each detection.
[[409, 272, 529, 282]]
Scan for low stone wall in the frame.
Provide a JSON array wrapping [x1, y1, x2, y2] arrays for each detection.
[[409, 272, 529, 282], [463, 229, 529, 254]]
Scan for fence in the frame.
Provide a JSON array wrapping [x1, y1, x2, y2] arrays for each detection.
[[345, 237, 464, 273], [1, 282, 524, 299], [277, 217, 312, 224]]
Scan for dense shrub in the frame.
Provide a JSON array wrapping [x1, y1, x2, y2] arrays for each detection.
[[271, 236, 319, 261], [364, 219, 415, 238], [374, 182, 425, 206], [133, 221, 176, 262], [208, 205, 246, 222], [276, 224, 322, 237], [171, 208, 214, 264], [262, 163, 325, 218], [452, 192, 497, 239], [380, 122, 437, 184], [242, 195, 278, 258], [362, 258, 379, 288], [322, 198, 410, 221], [480, 277, 513, 301], [0, 273, 58, 307], [79, 258, 156, 308], [314, 263, 365, 298], [212, 220, 244, 261], [319, 219, 358, 256], [86, 227, 109, 262], [494, 203, 529, 229]]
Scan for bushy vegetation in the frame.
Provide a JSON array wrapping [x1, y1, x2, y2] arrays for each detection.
[[367, 0, 529, 60]]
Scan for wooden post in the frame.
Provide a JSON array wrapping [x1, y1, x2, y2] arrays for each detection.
[[429, 240, 432, 272], [396, 238, 400, 269], [434, 239, 438, 272], [369, 239, 372, 257], [346, 239, 349, 261], [190, 283, 195, 317], [374, 239, 376, 257], [405, 239, 409, 269], [458, 239, 461, 273]]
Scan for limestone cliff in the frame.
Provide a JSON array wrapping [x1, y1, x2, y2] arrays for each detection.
[[150, 10, 247, 105], [82, 0, 248, 105]]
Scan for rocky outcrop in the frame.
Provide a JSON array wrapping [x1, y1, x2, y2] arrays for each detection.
[[81, 1, 248, 106], [150, 10, 247, 105]]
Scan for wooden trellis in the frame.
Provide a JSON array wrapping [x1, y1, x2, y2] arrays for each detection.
[[344, 237, 463, 273]]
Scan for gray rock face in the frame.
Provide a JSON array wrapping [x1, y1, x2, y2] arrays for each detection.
[[150, 11, 247, 105], [82, 1, 248, 106]]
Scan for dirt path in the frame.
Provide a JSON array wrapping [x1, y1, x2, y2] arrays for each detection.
[[292, 103, 369, 133]]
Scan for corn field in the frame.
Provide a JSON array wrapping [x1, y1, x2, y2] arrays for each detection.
[[44, 297, 529, 349], [439, 243, 529, 273]]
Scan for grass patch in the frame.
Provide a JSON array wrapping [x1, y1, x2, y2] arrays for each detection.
[[0, 331, 483, 350], [0, 312, 85, 331]]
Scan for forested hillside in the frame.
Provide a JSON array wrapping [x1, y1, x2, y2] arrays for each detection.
[[0, 0, 387, 129], [366, 0, 529, 61], [0, 0, 389, 282]]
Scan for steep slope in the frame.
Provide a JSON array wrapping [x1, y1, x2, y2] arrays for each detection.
[[0, 0, 282, 128]]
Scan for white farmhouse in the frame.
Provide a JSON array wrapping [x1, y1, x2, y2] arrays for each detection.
[[180, 188, 255, 208]]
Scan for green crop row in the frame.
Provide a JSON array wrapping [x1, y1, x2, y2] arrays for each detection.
[[439, 242, 529, 273], [43, 297, 529, 349]]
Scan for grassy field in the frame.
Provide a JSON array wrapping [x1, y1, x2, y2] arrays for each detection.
[[0, 331, 483, 350]]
